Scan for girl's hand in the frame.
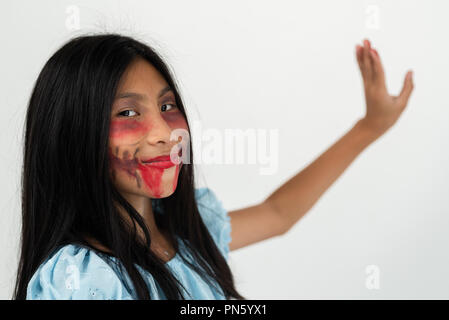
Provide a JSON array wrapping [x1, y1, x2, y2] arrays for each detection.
[[356, 39, 414, 137]]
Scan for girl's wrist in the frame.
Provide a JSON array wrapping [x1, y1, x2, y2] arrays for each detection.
[[356, 117, 388, 141]]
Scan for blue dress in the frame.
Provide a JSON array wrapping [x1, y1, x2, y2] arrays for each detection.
[[26, 187, 232, 300]]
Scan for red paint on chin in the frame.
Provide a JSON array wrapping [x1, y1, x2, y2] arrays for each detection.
[[138, 163, 179, 198], [137, 162, 183, 197], [137, 162, 165, 198]]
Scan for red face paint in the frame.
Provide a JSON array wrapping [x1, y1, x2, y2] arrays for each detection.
[[137, 162, 165, 198], [161, 111, 185, 124], [137, 159, 183, 198], [110, 147, 183, 198], [110, 119, 150, 139], [109, 107, 188, 196], [109, 148, 140, 185]]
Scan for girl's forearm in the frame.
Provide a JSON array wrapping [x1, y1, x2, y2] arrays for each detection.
[[266, 118, 382, 232]]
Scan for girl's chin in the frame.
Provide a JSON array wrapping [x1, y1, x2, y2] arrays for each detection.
[[143, 185, 176, 198], [146, 192, 172, 199]]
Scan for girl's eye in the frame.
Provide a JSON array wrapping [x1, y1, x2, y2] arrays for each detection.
[[161, 103, 177, 112], [117, 103, 177, 117], [118, 109, 138, 117]]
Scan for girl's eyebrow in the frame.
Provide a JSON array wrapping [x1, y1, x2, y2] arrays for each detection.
[[114, 86, 173, 101]]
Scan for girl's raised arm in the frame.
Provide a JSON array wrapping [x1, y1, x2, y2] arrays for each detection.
[[227, 39, 414, 252]]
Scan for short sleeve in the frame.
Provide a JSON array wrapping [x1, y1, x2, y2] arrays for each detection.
[[195, 187, 232, 260], [26, 244, 134, 300]]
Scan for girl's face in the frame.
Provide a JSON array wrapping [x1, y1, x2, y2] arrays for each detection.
[[109, 58, 189, 198]]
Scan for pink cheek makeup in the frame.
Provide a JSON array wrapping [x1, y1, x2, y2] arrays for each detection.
[[109, 119, 149, 139], [161, 111, 186, 125]]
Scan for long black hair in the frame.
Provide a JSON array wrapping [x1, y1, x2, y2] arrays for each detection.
[[13, 33, 245, 300]]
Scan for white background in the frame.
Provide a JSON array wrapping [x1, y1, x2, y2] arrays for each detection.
[[1, 0, 448, 299]]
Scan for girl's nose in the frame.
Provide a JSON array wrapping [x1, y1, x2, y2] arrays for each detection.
[[144, 112, 173, 146]]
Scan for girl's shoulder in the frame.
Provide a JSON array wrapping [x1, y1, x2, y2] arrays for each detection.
[[26, 244, 135, 300], [194, 187, 232, 260], [194, 187, 228, 223]]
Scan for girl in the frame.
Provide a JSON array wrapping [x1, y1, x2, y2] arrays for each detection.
[[14, 34, 413, 300]]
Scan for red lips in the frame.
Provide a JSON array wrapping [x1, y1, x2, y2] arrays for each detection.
[[141, 148, 183, 166], [141, 155, 172, 163], [140, 155, 173, 169]]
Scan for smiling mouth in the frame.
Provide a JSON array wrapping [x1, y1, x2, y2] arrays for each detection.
[[141, 149, 183, 169], [142, 160, 176, 169]]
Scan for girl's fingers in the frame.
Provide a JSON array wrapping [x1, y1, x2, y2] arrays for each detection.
[[370, 48, 386, 87], [362, 39, 373, 82], [356, 44, 369, 83], [356, 45, 364, 75], [397, 71, 414, 107]]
